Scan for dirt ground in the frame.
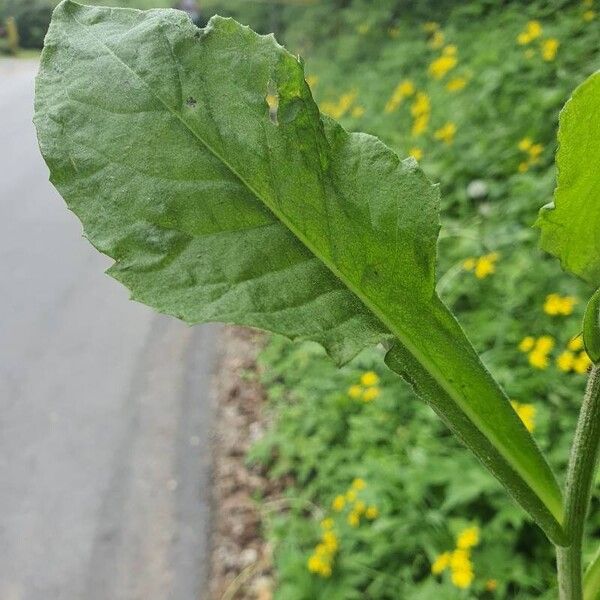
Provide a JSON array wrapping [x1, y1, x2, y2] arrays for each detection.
[[210, 327, 276, 600]]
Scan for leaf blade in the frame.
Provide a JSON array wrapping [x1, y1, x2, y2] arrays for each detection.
[[35, 1, 565, 542]]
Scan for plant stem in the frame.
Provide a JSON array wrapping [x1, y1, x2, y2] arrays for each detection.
[[558, 365, 600, 600]]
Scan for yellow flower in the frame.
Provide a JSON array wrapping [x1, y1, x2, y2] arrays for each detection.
[[351, 105, 365, 118], [360, 371, 379, 386], [348, 384, 362, 399], [517, 31, 532, 45], [511, 401, 536, 432], [431, 551, 451, 574], [411, 114, 429, 136], [456, 526, 480, 549], [446, 76, 467, 92], [485, 579, 498, 591], [398, 80, 415, 97], [409, 147, 424, 161], [353, 500, 366, 514], [307, 555, 323, 573], [542, 38, 560, 61], [584, 9, 597, 21], [423, 21, 439, 33], [365, 506, 379, 520], [411, 92, 431, 117], [526, 20, 543, 39], [321, 518, 334, 530], [362, 387, 380, 402], [519, 336, 536, 352], [557, 351, 575, 372], [529, 143, 544, 159], [529, 350, 549, 370], [518, 137, 533, 151], [428, 54, 458, 79], [568, 336, 584, 352], [474, 253, 497, 279], [347, 511, 360, 527], [450, 549, 472, 571], [346, 489, 357, 502], [443, 44, 458, 56], [332, 495, 346, 512], [536, 335, 555, 353], [351, 477, 367, 490], [305, 75, 318, 88], [544, 293, 576, 316], [429, 30, 445, 49], [434, 122, 457, 145], [574, 352, 592, 374], [452, 568, 474, 589], [463, 257, 476, 271], [318, 563, 332, 577], [322, 531, 338, 552]]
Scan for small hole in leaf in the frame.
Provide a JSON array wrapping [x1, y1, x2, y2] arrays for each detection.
[[186, 96, 197, 108], [265, 81, 279, 125]]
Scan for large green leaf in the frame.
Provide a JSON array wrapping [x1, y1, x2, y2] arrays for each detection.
[[34, 1, 566, 543], [537, 71, 600, 285]]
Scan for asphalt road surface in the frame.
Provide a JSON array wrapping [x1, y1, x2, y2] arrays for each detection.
[[0, 58, 218, 600]]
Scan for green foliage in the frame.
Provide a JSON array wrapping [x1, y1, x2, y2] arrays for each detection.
[[537, 71, 600, 287], [584, 289, 600, 364], [35, 0, 566, 542], [0, 0, 53, 49]]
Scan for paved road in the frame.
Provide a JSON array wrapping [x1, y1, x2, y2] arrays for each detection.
[[0, 58, 218, 600]]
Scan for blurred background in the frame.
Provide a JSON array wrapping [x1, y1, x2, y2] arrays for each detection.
[[1, 0, 600, 599]]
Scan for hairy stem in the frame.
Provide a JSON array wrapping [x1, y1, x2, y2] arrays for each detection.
[[558, 365, 600, 600]]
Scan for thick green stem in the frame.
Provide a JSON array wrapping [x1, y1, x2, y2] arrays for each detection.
[[558, 365, 600, 600]]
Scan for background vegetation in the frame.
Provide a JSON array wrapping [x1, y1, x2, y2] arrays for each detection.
[[5, 0, 600, 597]]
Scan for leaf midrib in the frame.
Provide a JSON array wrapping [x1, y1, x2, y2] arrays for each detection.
[[62, 2, 561, 522]]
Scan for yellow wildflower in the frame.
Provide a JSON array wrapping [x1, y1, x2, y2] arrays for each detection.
[[434, 122, 457, 144], [486, 579, 498, 591], [398, 80, 415, 97], [411, 115, 429, 136], [365, 506, 379, 520], [409, 147, 424, 161], [574, 352, 592, 374], [362, 387, 380, 402], [584, 9, 597, 21], [568, 336, 584, 352], [518, 137, 533, 151], [529, 143, 544, 159], [519, 337, 536, 352], [423, 21, 439, 33], [411, 92, 431, 117], [557, 351, 575, 372], [543, 293, 576, 316], [322, 531, 338, 552], [517, 31, 532, 45], [321, 518, 334, 530], [511, 401, 536, 432], [332, 495, 346, 512], [360, 371, 379, 386], [463, 257, 476, 270], [526, 20, 543, 39], [443, 44, 458, 56], [536, 335, 555, 353], [452, 568, 474, 589], [348, 384, 362, 399], [431, 551, 451, 574], [347, 511, 360, 527], [542, 38, 560, 61], [351, 478, 367, 490], [446, 76, 467, 92], [529, 350, 549, 370], [474, 252, 498, 279], [450, 549, 472, 571], [307, 555, 323, 573], [428, 54, 458, 79], [351, 105, 365, 118], [346, 489, 357, 502], [456, 526, 480, 549], [429, 30, 445, 49], [353, 500, 366, 514]]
